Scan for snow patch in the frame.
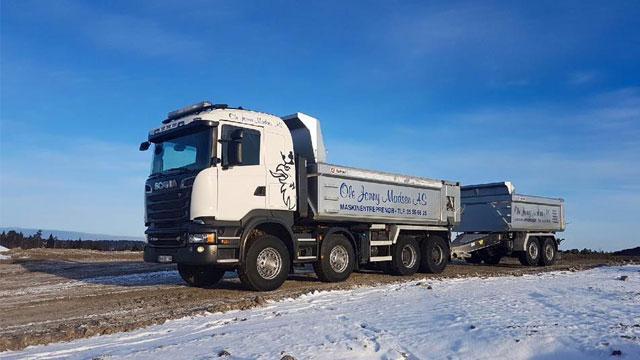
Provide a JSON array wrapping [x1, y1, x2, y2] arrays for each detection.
[[0, 245, 9, 260], [1, 266, 639, 359]]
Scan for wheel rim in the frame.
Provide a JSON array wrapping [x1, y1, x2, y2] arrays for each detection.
[[329, 245, 349, 273], [528, 241, 539, 259], [401, 244, 417, 268], [431, 244, 444, 265], [256, 247, 282, 280], [544, 243, 554, 260]]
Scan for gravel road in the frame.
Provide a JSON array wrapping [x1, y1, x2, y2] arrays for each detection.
[[0, 248, 636, 351]]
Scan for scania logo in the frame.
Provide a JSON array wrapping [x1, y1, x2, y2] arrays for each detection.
[[154, 180, 177, 190]]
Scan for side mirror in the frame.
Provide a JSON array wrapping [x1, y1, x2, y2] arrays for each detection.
[[231, 128, 244, 141], [222, 129, 244, 167], [139, 141, 150, 151]]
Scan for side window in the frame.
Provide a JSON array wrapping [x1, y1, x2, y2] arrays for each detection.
[[221, 125, 261, 166]]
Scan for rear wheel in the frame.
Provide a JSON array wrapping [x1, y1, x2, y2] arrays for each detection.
[[389, 237, 421, 276], [483, 254, 502, 265], [239, 235, 290, 291], [177, 264, 225, 287], [419, 235, 448, 274], [465, 253, 483, 264], [518, 237, 541, 266], [314, 234, 355, 282], [539, 237, 557, 266]]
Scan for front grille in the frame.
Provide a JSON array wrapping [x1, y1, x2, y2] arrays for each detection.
[[150, 236, 184, 248], [146, 183, 192, 247]]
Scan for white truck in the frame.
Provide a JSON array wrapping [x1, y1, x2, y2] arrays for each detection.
[[140, 101, 461, 290]]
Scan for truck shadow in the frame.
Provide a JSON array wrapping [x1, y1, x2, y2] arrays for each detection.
[[14, 258, 325, 290], [15, 258, 185, 287]]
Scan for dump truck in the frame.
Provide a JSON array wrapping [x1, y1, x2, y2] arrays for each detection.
[[140, 101, 461, 291], [451, 182, 565, 266]]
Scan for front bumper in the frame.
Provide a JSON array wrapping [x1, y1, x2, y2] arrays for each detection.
[[144, 244, 218, 265], [144, 241, 240, 267]]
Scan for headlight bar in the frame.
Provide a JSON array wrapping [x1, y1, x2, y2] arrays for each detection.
[[188, 233, 216, 244]]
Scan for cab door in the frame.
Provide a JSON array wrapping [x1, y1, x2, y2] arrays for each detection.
[[216, 124, 266, 220]]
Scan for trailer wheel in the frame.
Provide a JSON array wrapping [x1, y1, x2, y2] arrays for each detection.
[[239, 235, 290, 291], [314, 234, 355, 282], [518, 237, 541, 266], [539, 237, 557, 266], [177, 264, 225, 287], [389, 237, 421, 276], [465, 253, 483, 264], [419, 236, 448, 274], [483, 254, 502, 265]]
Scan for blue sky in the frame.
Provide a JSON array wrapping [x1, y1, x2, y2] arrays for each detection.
[[1, 0, 638, 250]]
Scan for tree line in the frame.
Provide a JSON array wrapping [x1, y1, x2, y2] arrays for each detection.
[[0, 230, 145, 251]]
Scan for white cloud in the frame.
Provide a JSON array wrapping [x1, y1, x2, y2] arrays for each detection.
[[568, 70, 600, 85]]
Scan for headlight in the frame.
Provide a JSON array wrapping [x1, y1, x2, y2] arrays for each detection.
[[188, 233, 216, 244]]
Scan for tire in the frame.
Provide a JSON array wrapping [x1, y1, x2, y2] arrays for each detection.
[[177, 264, 225, 287], [539, 237, 557, 266], [314, 234, 355, 282], [483, 254, 502, 265], [389, 237, 421, 276], [465, 253, 483, 264], [419, 235, 448, 274], [239, 235, 290, 291], [518, 237, 541, 266]]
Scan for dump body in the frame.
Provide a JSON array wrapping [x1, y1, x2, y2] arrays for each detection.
[[455, 182, 565, 233], [307, 163, 460, 226]]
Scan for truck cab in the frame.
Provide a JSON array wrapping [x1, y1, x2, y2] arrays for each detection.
[[141, 102, 302, 269]]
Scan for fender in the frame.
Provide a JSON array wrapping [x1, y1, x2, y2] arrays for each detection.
[[514, 232, 557, 252], [239, 212, 295, 262], [320, 227, 356, 252]]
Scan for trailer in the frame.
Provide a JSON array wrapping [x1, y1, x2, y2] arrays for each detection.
[[140, 102, 461, 291], [451, 182, 565, 266]]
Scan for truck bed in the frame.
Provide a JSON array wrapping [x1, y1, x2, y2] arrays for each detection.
[[306, 163, 460, 226], [454, 182, 565, 233]]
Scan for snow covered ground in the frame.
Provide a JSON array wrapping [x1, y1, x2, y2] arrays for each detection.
[[0, 245, 9, 260], [2, 266, 638, 360]]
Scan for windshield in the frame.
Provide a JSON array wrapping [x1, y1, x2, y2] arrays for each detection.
[[151, 129, 213, 175]]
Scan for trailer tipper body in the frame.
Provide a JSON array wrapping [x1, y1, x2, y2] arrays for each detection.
[[451, 182, 565, 266], [141, 102, 460, 291], [140, 101, 565, 291]]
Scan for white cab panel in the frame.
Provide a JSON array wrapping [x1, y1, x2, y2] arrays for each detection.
[[190, 167, 218, 219]]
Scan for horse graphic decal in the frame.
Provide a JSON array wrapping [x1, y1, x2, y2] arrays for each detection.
[[269, 151, 296, 210]]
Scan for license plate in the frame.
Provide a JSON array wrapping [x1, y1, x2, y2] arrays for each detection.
[[158, 255, 173, 263]]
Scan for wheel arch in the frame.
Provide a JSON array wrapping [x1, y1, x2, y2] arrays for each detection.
[[322, 227, 356, 249], [515, 232, 557, 252], [240, 218, 294, 263]]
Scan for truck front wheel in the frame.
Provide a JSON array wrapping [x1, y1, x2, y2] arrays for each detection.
[[314, 234, 355, 282], [539, 237, 557, 266], [519, 237, 541, 266], [389, 237, 421, 276], [420, 236, 448, 274], [177, 264, 225, 287], [239, 235, 290, 291]]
